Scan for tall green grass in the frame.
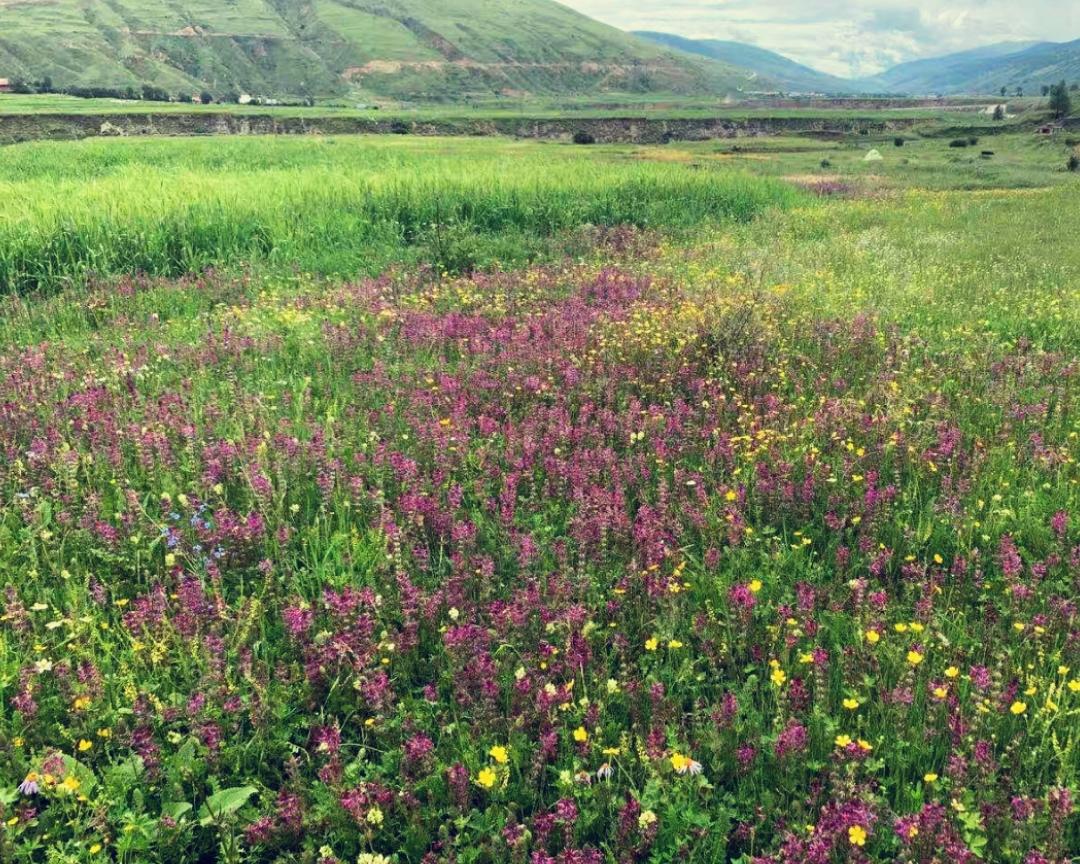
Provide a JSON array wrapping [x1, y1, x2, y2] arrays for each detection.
[[0, 136, 802, 294]]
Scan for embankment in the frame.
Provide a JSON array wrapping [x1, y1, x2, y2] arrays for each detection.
[[0, 112, 924, 146]]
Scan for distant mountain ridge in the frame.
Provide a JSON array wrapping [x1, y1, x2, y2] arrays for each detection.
[[0, 0, 759, 102], [636, 32, 1080, 97], [633, 32, 860, 94], [870, 41, 1077, 94], [0, 1, 1076, 103]]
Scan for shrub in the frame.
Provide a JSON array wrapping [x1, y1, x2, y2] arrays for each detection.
[[573, 130, 597, 145], [949, 139, 969, 148], [820, 159, 832, 169], [1068, 154, 1080, 172], [390, 120, 410, 135], [894, 137, 905, 147]]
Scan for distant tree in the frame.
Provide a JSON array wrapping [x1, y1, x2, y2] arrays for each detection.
[[178, 92, 192, 103], [1049, 80, 1072, 118], [1000, 86, 1008, 97], [1041, 84, 1051, 97], [1015, 86, 1024, 97], [200, 91, 213, 104], [993, 104, 1005, 121], [67, 86, 129, 100], [1071, 83, 1079, 92], [140, 84, 170, 102], [1069, 154, 1080, 173], [40, 76, 54, 93]]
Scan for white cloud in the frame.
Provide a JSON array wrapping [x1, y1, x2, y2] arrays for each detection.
[[560, 1, 1080, 76]]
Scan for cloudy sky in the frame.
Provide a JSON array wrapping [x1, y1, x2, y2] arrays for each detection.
[[561, 1, 1080, 77]]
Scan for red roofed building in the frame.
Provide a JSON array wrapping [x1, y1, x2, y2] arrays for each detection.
[[0, 79, 13, 93]]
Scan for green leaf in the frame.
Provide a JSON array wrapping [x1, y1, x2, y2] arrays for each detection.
[[173, 738, 198, 771], [59, 754, 98, 794], [198, 786, 257, 826], [107, 755, 144, 786], [162, 801, 193, 822]]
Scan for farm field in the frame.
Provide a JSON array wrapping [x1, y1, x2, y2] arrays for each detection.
[[0, 130, 1079, 864], [0, 91, 1009, 122]]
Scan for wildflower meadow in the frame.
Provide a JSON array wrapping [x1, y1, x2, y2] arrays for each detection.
[[0, 133, 1078, 864]]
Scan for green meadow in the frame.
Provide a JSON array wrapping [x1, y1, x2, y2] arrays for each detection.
[[0, 136, 804, 295], [1, 129, 1076, 296], [0, 126, 1078, 863]]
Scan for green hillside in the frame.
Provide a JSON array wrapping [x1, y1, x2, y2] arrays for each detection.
[[0, 0, 757, 102], [869, 41, 1063, 95], [927, 40, 1080, 96]]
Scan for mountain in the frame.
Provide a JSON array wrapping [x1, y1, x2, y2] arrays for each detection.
[[869, 41, 1067, 95], [930, 39, 1080, 95], [0, 0, 759, 102], [634, 32, 859, 94], [638, 32, 1080, 98]]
